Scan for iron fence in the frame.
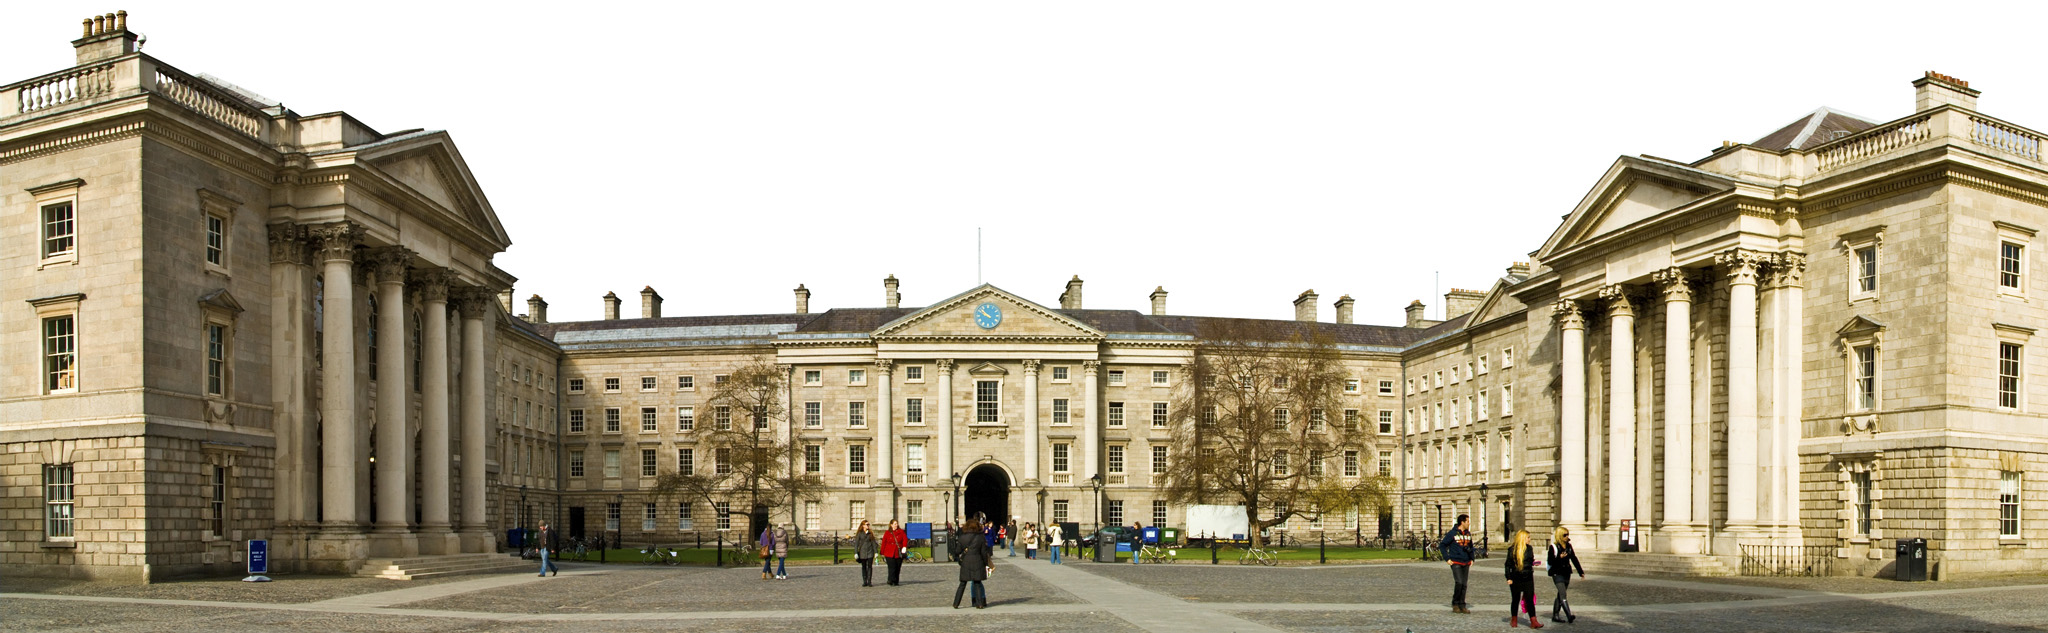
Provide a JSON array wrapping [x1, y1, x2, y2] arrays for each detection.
[[1740, 544, 1834, 577]]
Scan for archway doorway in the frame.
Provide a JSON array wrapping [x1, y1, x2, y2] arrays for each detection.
[[963, 464, 1011, 526]]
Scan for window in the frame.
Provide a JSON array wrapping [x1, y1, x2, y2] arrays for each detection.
[[1852, 470, 1874, 536], [1345, 379, 1361, 393], [204, 323, 229, 396], [642, 449, 657, 477], [1449, 399, 1460, 426], [1378, 410, 1394, 435], [641, 376, 657, 392], [569, 378, 585, 393], [603, 449, 621, 478], [905, 365, 923, 381], [1854, 344, 1878, 411], [2001, 343, 2023, 409], [641, 407, 658, 432], [604, 377, 621, 393], [677, 406, 695, 431], [849, 500, 867, 530], [906, 443, 926, 474], [1379, 380, 1395, 395], [716, 501, 732, 530], [569, 409, 586, 433], [205, 213, 227, 267], [976, 380, 1001, 423], [848, 369, 866, 385], [1052, 366, 1069, 381], [2002, 241, 2026, 291], [1272, 450, 1290, 476], [1153, 500, 1168, 527], [569, 451, 585, 477], [2001, 471, 2022, 538], [1272, 376, 1289, 390], [715, 405, 732, 430], [677, 448, 693, 474], [606, 502, 621, 531], [715, 448, 732, 475], [804, 445, 822, 473], [848, 444, 867, 474], [1343, 450, 1360, 477], [1152, 402, 1169, 428], [1309, 408, 1326, 431], [714, 374, 730, 386], [1052, 499, 1068, 524], [1308, 449, 1325, 476], [1107, 370, 1124, 385], [1434, 371, 1443, 388], [1501, 385, 1514, 416], [1478, 437, 1489, 473], [1108, 445, 1125, 474], [804, 370, 822, 386], [1856, 245, 1879, 295], [1052, 398, 1070, 425], [907, 500, 925, 524], [1107, 500, 1124, 525], [678, 503, 693, 530], [1434, 403, 1444, 429], [604, 408, 622, 433], [1202, 405, 1217, 427], [1052, 443, 1070, 473], [906, 398, 924, 425], [804, 501, 820, 531], [1478, 355, 1489, 375], [207, 465, 227, 538], [804, 402, 822, 428], [1450, 366, 1461, 385], [1152, 445, 1168, 474], [40, 201, 78, 262], [754, 405, 770, 430], [1501, 348, 1514, 368], [678, 375, 694, 390], [1477, 390, 1489, 420], [1378, 451, 1392, 477], [44, 315, 77, 393], [1408, 379, 1417, 394], [1108, 402, 1125, 428], [1273, 408, 1290, 430], [848, 401, 867, 427], [1152, 370, 1170, 386], [1405, 409, 1415, 434]]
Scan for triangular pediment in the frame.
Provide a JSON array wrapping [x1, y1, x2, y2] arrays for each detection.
[[357, 133, 513, 252], [875, 285, 1104, 339], [1537, 156, 1739, 259], [1463, 279, 1526, 328], [198, 289, 244, 315], [967, 362, 1008, 375], [1837, 315, 1886, 336]]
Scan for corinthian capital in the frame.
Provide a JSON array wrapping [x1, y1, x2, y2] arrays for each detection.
[[452, 286, 494, 318], [1552, 298, 1585, 330], [1022, 359, 1042, 375], [1716, 248, 1768, 285], [266, 223, 309, 265], [1652, 267, 1694, 303], [936, 359, 955, 371], [307, 222, 361, 263], [1597, 284, 1635, 318], [1771, 251, 1808, 288], [364, 246, 414, 283], [414, 268, 457, 303], [874, 359, 894, 372]]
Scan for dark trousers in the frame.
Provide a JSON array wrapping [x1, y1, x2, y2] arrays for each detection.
[[885, 556, 903, 585], [1551, 575, 1574, 619], [859, 558, 874, 585], [1510, 579, 1536, 618], [1449, 564, 1470, 607], [953, 580, 986, 607]]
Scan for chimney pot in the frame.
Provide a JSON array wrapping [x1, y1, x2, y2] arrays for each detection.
[[603, 291, 621, 321], [884, 275, 900, 308], [92, 15, 104, 35], [640, 286, 663, 319], [1149, 286, 1168, 316], [1333, 294, 1355, 324], [526, 294, 548, 324], [74, 12, 138, 63], [794, 284, 811, 314], [1293, 290, 1319, 322], [82, 18, 93, 38], [1405, 300, 1432, 328], [1444, 288, 1485, 320], [115, 10, 126, 31]]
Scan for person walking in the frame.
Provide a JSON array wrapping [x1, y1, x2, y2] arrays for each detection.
[[1006, 517, 1019, 557], [1048, 523, 1064, 564], [1129, 521, 1145, 564], [1441, 513, 1475, 613], [759, 523, 790, 580], [1023, 523, 1039, 560], [536, 521, 558, 577], [881, 519, 909, 586], [1546, 526, 1585, 624], [1504, 529, 1543, 628], [952, 517, 994, 609], [854, 520, 879, 587]]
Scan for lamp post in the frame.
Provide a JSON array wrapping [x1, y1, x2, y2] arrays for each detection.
[[1478, 483, 1490, 557], [1435, 503, 1444, 538], [1090, 474, 1105, 532], [1036, 488, 1048, 532], [950, 472, 963, 523], [891, 484, 901, 522], [520, 484, 529, 548], [613, 493, 623, 555]]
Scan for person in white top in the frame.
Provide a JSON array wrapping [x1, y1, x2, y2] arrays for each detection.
[[1048, 524, 1065, 564]]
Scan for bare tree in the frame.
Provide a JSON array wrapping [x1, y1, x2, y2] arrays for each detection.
[[695, 355, 825, 535], [1160, 319, 1393, 547]]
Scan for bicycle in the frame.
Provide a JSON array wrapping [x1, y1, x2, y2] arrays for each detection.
[[1138, 543, 1178, 563], [1237, 545, 1277, 566], [639, 544, 680, 566], [904, 548, 929, 564]]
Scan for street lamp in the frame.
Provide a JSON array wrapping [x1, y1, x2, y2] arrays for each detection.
[[950, 472, 963, 524], [1435, 503, 1444, 538], [1036, 488, 1048, 531], [1478, 482, 1490, 556], [613, 493, 623, 553], [1090, 474, 1105, 531], [520, 484, 529, 541]]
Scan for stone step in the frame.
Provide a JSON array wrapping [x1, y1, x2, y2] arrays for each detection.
[[1574, 552, 1736, 577], [354, 554, 538, 580]]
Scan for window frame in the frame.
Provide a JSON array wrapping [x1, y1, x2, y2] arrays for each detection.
[[1051, 366, 1070, 382], [1151, 445, 1168, 475], [847, 400, 866, 428], [45, 463, 75, 541], [848, 444, 867, 474], [905, 365, 924, 382], [804, 370, 822, 386], [604, 407, 622, 433], [40, 307, 80, 395], [1107, 370, 1124, 386], [569, 409, 586, 433], [204, 321, 230, 397], [677, 375, 695, 391], [569, 451, 585, 478], [2000, 341, 2024, 410], [975, 379, 1002, 423], [1052, 398, 1070, 425], [2001, 470, 2023, 538], [677, 448, 693, 475], [1151, 402, 1169, 428], [905, 398, 924, 426], [603, 377, 621, 393], [677, 406, 694, 432], [804, 401, 823, 428], [1151, 370, 1170, 387], [848, 369, 866, 386], [640, 376, 658, 392], [906, 443, 926, 474], [1108, 401, 1124, 428], [640, 407, 658, 432], [568, 378, 585, 394], [1107, 444, 1125, 475], [641, 448, 658, 477], [1052, 443, 1071, 474]]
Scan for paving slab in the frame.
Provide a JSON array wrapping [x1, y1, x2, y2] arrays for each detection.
[[396, 561, 1081, 613]]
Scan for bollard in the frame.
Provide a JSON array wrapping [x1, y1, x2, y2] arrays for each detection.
[[1320, 533, 1327, 564], [834, 538, 841, 564], [1211, 538, 1219, 565], [717, 534, 724, 567]]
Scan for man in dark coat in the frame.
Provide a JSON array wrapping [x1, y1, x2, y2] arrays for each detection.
[[1441, 514, 1475, 613]]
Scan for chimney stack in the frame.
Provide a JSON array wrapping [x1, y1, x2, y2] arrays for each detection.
[[1149, 287, 1169, 316], [602, 291, 621, 320], [794, 284, 811, 314], [74, 11, 138, 65], [1405, 300, 1431, 328], [497, 289, 513, 315], [1444, 288, 1485, 320], [526, 294, 548, 324], [884, 275, 900, 308], [1293, 290, 1319, 322], [1333, 295, 1355, 324], [1061, 276, 1084, 310], [1507, 261, 1531, 278], [641, 286, 663, 319], [1914, 71, 1979, 112]]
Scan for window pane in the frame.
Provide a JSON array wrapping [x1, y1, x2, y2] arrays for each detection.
[[2003, 242, 2024, 289], [45, 316, 77, 392], [43, 203, 75, 256], [976, 380, 1000, 423], [206, 215, 225, 265]]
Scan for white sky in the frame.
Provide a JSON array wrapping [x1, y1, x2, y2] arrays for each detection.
[[11, 1, 2048, 325]]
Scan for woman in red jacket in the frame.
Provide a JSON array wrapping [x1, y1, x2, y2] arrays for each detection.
[[881, 519, 910, 586]]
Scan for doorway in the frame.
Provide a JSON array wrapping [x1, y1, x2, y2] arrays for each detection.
[[963, 464, 1011, 526], [568, 507, 586, 540]]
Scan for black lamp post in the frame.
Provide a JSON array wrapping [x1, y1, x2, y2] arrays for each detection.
[[613, 493, 623, 554], [1036, 488, 1048, 531], [1435, 503, 1444, 537], [950, 472, 963, 523], [520, 484, 529, 547], [1090, 474, 1105, 531], [1478, 482, 1490, 557]]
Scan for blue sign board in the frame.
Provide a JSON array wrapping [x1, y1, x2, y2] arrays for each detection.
[[906, 522, 932, 540], [248, 539, 268, 574]]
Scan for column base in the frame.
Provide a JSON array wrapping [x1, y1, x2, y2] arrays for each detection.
[[417, 525, 461, 555], [368, 528, 420, 558], [1560, 522, 1602, 551], [1653, 525, 1708, 555], [459, 528, 495, 554], [305, 524, 371, 574]]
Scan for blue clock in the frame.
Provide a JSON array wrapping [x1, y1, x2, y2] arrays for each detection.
[[974, 302, 1003, 329]]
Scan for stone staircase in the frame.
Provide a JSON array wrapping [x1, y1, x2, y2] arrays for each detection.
[[353, 553, 537, 580], [1572, 551, 1737, 577]]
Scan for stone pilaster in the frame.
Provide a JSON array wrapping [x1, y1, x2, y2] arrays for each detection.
[[1023, 360, 1041, 485], [936, 359, 955, 483], [875, 359, 893, 485]]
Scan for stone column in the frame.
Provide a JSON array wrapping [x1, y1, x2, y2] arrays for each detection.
[[1082, 360, 1101, 482], [1555, 299, 1588, 529], [268, 224, 316, 527], [368, 247, 416, 557], [417, 269, 457, 554], [1600, 284, 1637, 526], [312, 223, 362, 533], [936, 359, 955, 481], [875, 359, 893, 484], [1718, 249, 1767, 532], [1023, 360, 1041, 484], [457, 289, 492, 552], [1773, 252, 1806, 536], [1654, 268, 1699, 551]]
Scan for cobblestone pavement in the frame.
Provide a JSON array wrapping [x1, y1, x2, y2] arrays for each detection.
[[4, 557, 2047, 632]]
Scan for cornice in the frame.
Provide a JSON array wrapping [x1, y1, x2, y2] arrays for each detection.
[[873, 334, 1104, 344], [1, 120, 143, 165]]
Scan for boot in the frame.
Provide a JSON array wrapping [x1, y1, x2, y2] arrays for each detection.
[[1510, 615, 1519, 628], [1529, 616, 1544, 629]]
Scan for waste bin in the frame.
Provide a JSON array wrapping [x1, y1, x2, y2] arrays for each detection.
[[1896, 538, 1928, 581], [934, 531, 952, 563], [1095, 530, 1117, 562], [507, 528, 523, 549]]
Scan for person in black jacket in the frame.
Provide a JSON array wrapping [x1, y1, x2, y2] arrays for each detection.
[[952, 517, 994, 609], [1440, 514, 1475, 613], [1547, 526, 1585, 623], [1504, 529, 1542, 628]]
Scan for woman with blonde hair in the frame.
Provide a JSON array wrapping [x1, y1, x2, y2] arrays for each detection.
[[1503, 529, 1542, 628], [1546, 526, 1585, 623]]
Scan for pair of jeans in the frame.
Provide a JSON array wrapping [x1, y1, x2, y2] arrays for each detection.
[[539, 548, 556, 575], [953, 580, 986, 607], [1449, 564, 1470, 607], [1049, 546, 1062, 564], [1551, 575, 1574, 619], [886, 556, 903, 585], [1026, 547, 1035, 559]]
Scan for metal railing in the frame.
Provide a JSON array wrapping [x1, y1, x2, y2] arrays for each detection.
[[1739, 544, 1834, 577]]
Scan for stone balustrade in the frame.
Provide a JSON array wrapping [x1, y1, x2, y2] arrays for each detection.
[[3, 54, 271, 142]]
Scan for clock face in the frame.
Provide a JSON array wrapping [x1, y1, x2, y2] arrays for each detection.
[[974, 302, 1003, 330]]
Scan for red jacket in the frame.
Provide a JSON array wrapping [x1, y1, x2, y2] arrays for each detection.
[[881, 528, 909, 559]]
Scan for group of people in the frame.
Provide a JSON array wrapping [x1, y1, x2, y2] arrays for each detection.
[[1441, 513, 1586, 627]]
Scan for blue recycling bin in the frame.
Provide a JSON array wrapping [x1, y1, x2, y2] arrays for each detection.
[[507, 528, 523, 548]]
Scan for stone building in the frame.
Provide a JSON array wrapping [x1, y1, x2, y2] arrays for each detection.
[[1396, 276, 1530, 545]]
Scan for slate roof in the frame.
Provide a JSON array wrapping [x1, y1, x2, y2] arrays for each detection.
[[794, 308, 921, 333], [1751, 107, 1882, 151]]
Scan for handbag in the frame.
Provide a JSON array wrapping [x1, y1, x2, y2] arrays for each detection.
[[759, 546, 770, 559]]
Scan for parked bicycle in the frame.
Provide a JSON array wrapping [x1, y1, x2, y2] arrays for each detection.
[[904, 548, 930, 564], [640, 544, 680, 566], [1138, 543, 1178, 563], [1237, 545, 1277, 566]]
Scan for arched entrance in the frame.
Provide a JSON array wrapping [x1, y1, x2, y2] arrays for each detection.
[[963, 463, 1011, 526]]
